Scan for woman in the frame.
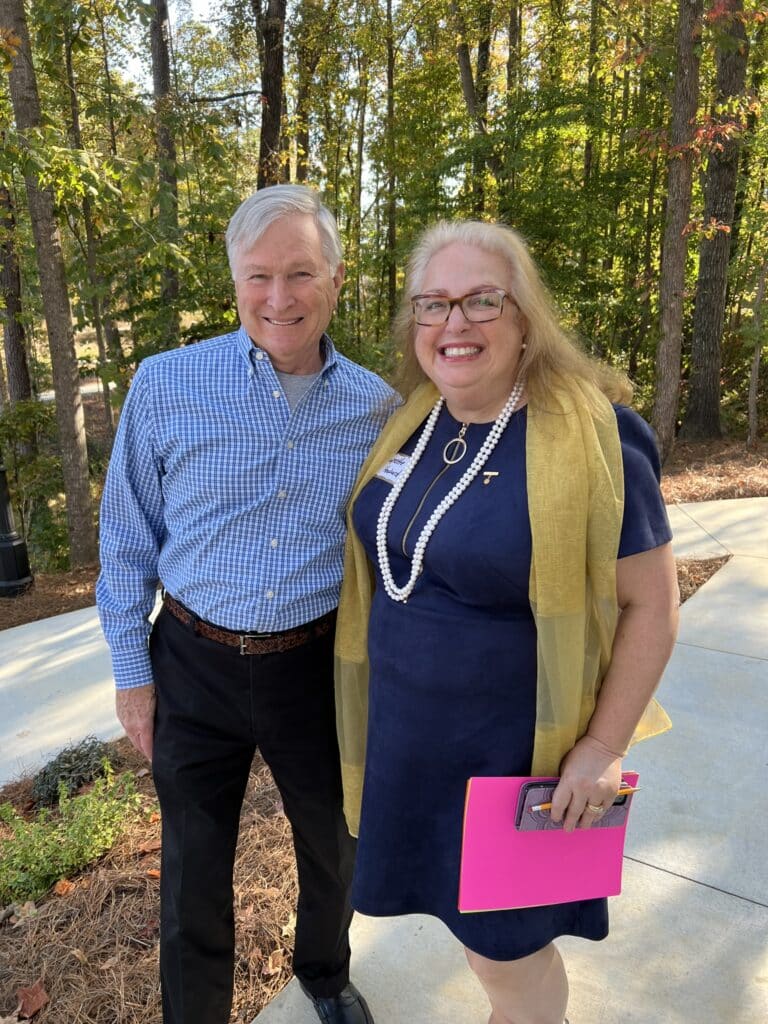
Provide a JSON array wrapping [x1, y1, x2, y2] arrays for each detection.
[[335, 221, 678, 1024]]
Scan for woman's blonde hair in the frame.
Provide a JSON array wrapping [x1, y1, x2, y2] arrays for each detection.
[[392, 220, 632, 407]]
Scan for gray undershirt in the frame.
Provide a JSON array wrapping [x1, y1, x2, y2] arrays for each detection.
[[275, 369, 322, 412]]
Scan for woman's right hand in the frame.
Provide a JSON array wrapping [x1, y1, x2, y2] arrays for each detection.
[[548, 734, 623, 831]]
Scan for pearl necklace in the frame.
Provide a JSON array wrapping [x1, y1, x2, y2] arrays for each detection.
[[376, 380, 525, 603]]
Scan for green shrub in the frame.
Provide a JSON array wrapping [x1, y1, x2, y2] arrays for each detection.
[[31, 736, 110, 806], [0, 765, 141, 905]]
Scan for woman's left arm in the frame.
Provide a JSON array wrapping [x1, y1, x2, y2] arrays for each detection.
[[551, 541, 679, 830]]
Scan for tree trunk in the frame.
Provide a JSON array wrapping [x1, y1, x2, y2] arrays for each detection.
[[506, 1, 522, 100], [254, 0, 287, 188], [96, 13, 127, 403], [1, 0, 96, 564], [64, 23, 114, 442], [385, 0, 397, 325], [503, 1, 523, 200], [293, 0, 339, 183], [450, 1, 499, 211], [680, 0, 749, 440], [353, 54, 369, 349], [746, 262, 765, 450], [150, 0, 180, 345], [0, 181, 32, 403], [651, 0, 704, 462]]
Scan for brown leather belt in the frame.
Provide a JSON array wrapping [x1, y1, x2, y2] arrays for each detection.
[[162, 594, 336, 656]]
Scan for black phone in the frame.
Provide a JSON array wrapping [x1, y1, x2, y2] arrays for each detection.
[[514, 779, 634, 831]]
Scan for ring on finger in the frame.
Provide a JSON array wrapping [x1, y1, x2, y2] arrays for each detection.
[[586, 802, 605, 815]]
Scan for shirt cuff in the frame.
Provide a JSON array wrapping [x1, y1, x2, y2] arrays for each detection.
[[109, 645, 155, 690]]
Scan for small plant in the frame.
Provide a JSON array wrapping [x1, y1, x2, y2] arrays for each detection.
[[31, 736, 110, 806], [0, 764, 141, 905]]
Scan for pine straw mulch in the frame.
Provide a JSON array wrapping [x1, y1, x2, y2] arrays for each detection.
[[0, 740, 296, 1023], [660, 438, 768, 504], [0, 570, 98, 632]]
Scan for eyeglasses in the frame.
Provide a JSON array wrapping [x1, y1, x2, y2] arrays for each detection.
[[411, 288, 513, 326]]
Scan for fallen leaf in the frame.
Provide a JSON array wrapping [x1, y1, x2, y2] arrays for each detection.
[[254, 887, 281, 900], [136, 917, 160, 941], [148, 811, 160, 823], [99, 956, 119, 971], [281, 912, 296, 938], [16, 979, 49, 1018], [262, 949, 284, 976], [69, 949, 89, 966], [53, 879, 74, 896], [136, 768, 150, 778], [146, 869, 161, 879], [11, 903, 37, 926], [138, 839, 162, 854]]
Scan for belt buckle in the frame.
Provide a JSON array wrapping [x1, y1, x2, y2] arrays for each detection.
[[239, 631, 273, 656]]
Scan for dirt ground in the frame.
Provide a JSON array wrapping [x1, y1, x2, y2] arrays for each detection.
[[0, 436, 762, 1022]]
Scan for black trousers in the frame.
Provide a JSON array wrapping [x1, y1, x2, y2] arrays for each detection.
[[150, 607, 355, 1024]]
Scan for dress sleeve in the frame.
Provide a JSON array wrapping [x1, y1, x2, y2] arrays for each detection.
[[615, 406, 673, 558]]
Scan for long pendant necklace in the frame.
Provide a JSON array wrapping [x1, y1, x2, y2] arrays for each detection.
[[401, 421, 470, 557], [377, 380, 525, 603]]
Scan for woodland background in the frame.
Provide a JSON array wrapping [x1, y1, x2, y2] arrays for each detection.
[[0, 0, 766, 571]]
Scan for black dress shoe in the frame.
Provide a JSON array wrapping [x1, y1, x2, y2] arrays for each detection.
[[300, 982, 374, 1024]]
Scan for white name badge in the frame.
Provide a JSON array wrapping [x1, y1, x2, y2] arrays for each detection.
[[376, 452, 411, 485]]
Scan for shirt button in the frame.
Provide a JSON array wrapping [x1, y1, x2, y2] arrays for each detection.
[[286, 439, 294, 449], [255, 351, 264, 361], [277, 489, 287, 499], [272, 390, 281, 398], [270, 539, 278, 548], [266, 589, 274, 599]]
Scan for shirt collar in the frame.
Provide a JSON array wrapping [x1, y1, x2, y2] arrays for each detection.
[[236, 325, 338, 376]]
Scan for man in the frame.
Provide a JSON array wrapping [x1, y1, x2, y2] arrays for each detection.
[[97, 185, 397, 1024]]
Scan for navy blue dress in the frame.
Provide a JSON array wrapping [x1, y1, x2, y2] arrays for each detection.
[[351, 404, 672, 960]]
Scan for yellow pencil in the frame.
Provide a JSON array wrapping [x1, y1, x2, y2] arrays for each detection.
[[528, 786, 640, 814]]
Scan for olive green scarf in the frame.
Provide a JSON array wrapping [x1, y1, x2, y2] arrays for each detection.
[[335, 379, 671, 836]]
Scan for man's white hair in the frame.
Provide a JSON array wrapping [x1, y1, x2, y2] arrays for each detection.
[[225, 184, 343, 277]]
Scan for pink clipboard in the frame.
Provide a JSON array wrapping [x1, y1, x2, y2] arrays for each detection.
[[458, 771, 639, 913]]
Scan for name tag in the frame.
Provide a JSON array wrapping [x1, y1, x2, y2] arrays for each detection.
[[375, 452, 411, 485]]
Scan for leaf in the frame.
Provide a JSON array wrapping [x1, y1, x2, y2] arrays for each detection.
[[53, 879, 74, 896], [138, 839, 162, 854], [99, 957, 119, 971], [136, 917, 160, 941], [136, 768, 150, 778], [11, 903, 37, 926], [69, 949, 89, 966], [281, 912, 296, 938], [15, 979, 49, 1019], [262, 949, 285, 976], [146, 869, 161, 879]]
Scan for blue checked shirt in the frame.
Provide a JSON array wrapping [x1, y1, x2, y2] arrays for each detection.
[[96, 327, 399, 689]]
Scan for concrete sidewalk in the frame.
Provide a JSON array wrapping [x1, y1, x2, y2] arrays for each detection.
[[1, 498, 766, 1022]]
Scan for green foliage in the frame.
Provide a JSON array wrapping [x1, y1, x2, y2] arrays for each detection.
[[0, 399, 69, 571], [0, 764, 141, 905], [31, 736, 110, 806]]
